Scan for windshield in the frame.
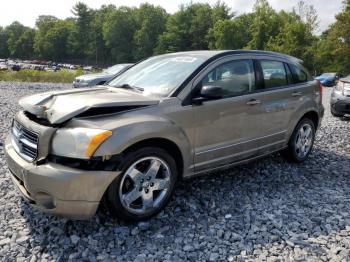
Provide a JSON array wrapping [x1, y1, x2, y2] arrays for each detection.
[[108, 55, 206, 97], [104, 64, 128, 75]]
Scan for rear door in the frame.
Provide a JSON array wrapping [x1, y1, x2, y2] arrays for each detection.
[[254, 59, 312, 147]]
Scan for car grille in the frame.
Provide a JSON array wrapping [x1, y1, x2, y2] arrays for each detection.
[[11, 120, 39, 161]]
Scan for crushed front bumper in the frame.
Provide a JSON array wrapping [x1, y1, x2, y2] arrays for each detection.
[[5, 136, 120, 219]]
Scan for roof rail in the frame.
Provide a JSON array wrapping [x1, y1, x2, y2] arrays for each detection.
[[221, 50, 304, 64]]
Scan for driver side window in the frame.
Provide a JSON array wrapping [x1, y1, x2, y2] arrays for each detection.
[[202, 59, 256, 98]]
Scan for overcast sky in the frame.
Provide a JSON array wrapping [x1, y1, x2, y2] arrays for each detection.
[[0, 0, 344, 33]]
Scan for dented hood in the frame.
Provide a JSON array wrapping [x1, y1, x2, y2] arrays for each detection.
[[19, 86, 159, 124]]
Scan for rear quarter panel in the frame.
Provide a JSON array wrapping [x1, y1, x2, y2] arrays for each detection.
[[285, 80, 323, 140]]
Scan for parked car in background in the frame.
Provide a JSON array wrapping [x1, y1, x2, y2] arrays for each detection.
[[331, 76, 350, 117], [0, 63, 8, 71], [11, 64, 21, 71], [5, 50, 324, 220], [21, 64, 31, 70], [33, 65, 45, 71], [0, 59, 97, 72], [315, 72, 339, 87], [83, 66, 94, 71], [73, 63, 133, 88]]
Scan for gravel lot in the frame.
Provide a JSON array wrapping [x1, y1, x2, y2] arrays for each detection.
[[0, 82, 349, 261]]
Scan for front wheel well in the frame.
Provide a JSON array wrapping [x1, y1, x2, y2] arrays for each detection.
[[121, 138, 184, 179]]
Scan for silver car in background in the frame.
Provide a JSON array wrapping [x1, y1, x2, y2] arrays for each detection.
[[73, 63, 133, 88], [330, 76, 350, 117]]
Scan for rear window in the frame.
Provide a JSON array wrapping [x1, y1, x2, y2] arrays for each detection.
[[260, 60, 288, 89], [289, 64, 308, 83]]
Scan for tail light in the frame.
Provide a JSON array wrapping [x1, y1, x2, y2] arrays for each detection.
[[316, 79, 322, 103]]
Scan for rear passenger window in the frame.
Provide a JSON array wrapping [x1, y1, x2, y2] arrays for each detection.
[[202, 59, 255, 98], [289, 64, 307, 83], [260, 60, 288, 89]]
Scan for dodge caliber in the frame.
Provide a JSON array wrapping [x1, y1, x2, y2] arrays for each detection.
[[5, 50, 324, 220]]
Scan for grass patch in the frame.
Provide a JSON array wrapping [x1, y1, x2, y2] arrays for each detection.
[[0, 69, 84, 83]]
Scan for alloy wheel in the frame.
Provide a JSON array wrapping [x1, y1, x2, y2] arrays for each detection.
[[119, 157, 171, 215], [295, 123, 314, 158]]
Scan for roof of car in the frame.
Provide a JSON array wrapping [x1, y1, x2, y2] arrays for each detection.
[[160, 50, 303, 64]]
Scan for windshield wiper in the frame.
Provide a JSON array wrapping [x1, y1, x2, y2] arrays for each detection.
[[114, 84, 144, 92]]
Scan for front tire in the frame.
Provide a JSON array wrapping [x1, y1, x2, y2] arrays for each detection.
[[282, 118, 315, 163], [106, 147, 178, 221]]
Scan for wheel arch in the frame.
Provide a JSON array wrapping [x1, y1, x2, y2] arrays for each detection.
[[300, 110, 320, 130], [121, 137, 184, 180], [99, 136, 186, 215], [286, 109, 320, 144]]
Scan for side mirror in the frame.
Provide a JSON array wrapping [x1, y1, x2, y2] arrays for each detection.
[[200, 85, 224, 99], [192, 85, 224, 105]]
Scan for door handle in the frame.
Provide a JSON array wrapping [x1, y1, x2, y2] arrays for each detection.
[[246, 99, 261, 105], [292, 91, 303, 97]]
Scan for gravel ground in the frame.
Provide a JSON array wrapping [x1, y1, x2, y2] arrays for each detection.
[[0, 81, 349, 262]]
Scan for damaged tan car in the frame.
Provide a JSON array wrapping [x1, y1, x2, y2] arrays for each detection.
[[5, 50, 324, 220]]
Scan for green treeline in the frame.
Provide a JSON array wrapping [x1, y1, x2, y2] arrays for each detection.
[[0, 0, 349, 75]]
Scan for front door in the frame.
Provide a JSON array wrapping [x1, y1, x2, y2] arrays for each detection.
[[193, 59, 267, 172]]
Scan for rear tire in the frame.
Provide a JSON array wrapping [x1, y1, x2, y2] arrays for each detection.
[[106, 147, 178, 221], [282, 118, 315, 163]]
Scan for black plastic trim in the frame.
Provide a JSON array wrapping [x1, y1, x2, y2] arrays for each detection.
[[253, 59, 265, 90], [76, 105, 148, 118], [48, 154, 124, 171]]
